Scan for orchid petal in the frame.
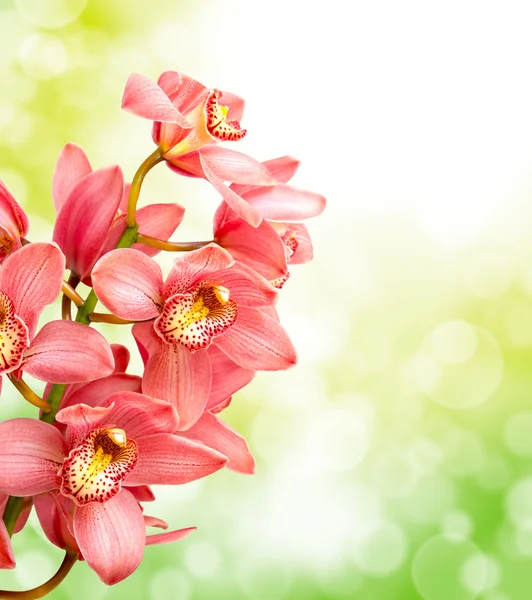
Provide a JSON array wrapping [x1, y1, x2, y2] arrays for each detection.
[[157, 70, 207, 114], [181, 412, 255, 474], [132, 321, 158, 366], [0, 419, 65, 495], [60, 374, 142, 411], [125, 485, 155, 503], [229, 156, 300, 198], [111, 344, 130, 374], [200, 146, 277, 186], [214, 213, 289, 281], [146, 527, 196, 546], [0, 180, 29, 240], [74, 489, 145, 585], [0, 519, 15, 569], [100, 392, 180, 438], [144, 515, 168, 529], [92, 248, 163, 320], [34, 492, 78, 554], [52, 143, 92, 213], [23, 321, 115, 383], [216, 306, 297, 371], [0, 242, 64, 336], [122, 73, 192, 127], [142, 343, 211, 431], [215, 260, 279, 308], [56, 404, 112, 448], [125, 433, 227, 485], [242, 184, 326, 221], [273, 222, 313, 264], [207, 346, 255, 411], [53, 165, 124, 277]]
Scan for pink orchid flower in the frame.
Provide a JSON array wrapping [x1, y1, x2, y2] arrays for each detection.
[[0, 392, 227, 584], [0, 242, 114, 383], [52, 143, 185, 280], [121, 71, 278, 228], [213, 156, 323, 287], [92, 244, 296, 430], [0, 181, 29, 264]]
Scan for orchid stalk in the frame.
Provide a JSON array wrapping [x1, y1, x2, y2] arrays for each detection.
[[0, 67, 325, 597]]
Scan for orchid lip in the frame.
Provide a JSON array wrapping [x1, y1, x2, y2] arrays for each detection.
[[0, 290, 30, 375], [59, 427, 138, 506]]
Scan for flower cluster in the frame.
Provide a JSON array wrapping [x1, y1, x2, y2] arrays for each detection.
[[0, 69, 325, 595]]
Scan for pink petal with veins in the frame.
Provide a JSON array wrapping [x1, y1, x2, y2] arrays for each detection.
[[146, 527, 196, 546], [52, 143, 92, 213]]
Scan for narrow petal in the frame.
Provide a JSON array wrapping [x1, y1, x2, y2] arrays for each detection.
[[126, 485, 155, 502], [74, 489, 145, 585], [53, 165, 124, 277], [0, 180, 29, 240], [0, 520, 15, 569], [142, 343, 211, 431], [157, 70, 207, 114], [52, 143, 92, 213], [200, 146, 277, 186], [229, 156, 300, 198], [122, 73, 191, 127], [146, 527, 196, 546], [34, 492, 79, 554], [215, 306, 297, 371], [216, 260, 279, 308], [0, 419, 65, 495], [125, 433, 227, 485], [132, 321, 158, 366], [181, 412, 255, 474], [242, 184, 326, 221], [144, 515, 168, 529], [163, 243, 234, 297], [23, 320, 115, 383], [207, 346, 255, 411], [92, 248, 163, 320], [13, 497, 32, 534], [0, 242, 64, 336], [214, 213, 289, 281], [100, 392, 180, 438], [111, 344, 130, 373]]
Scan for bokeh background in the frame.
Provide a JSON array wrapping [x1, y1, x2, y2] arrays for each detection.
[[2, 0, 532, 598]]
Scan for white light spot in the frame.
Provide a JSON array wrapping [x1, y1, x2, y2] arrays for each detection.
[[354, 522, 408, 576], [504, 411, 532, 457], [184, 542, 221, 578], [461, 553, 500, 594], [431, 321, 477, 365], [441, 511, 474, 541], [19, 33, 67, 80], [149, 568, 190, 600], [15, 0, 87, 29], [505, 477, 532, 529]]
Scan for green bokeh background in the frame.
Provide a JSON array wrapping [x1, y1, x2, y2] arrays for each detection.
[[1, 1, 532, 599]]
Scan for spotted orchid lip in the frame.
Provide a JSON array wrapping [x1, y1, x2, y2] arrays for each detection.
[[0, 291, 30, 375], [59, 427, 138, 506], [154, 282, 237, 352], [204, 89, 247, 142]]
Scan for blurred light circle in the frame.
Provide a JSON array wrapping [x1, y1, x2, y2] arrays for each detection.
[[431, 321, 477, 365], [149, 568, 190, 600], [307, 408, 369, 471], [14, 550, 56, 589], [354, 522, 408, 576], [419, 322, 503, 409], [237, 561, 292, 600], [503, 300, 532, 347], [504, 411, 532, 456], [15, 0, 87, 28], [441, 429, 485, 478], [475, 455, 511, 492], [19, 33, 67, 80], [463, 252, 514, 299], [373, 452, 419, 497], [412, 353, 442, 394], [441, 510, 473, 541], [402, 474, 455, 525], [412, 536, 487, 600], [185, 542, 221, 577], [505, 477, 532, 529], [406, 438, 443, 476], [461, 553, 500, 594], [514, 527, 532, 556]]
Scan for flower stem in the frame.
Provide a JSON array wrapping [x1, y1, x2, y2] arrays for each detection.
[[136, 232, 212, 252], [89, 313, 135, 325], [61, 280, 84, 308], [2, 496, 23, 537], [39, 384, 66, 425], [126, 148, 164, 227], [7, 375, 50, 412], [61, 274, 83, 320], [74, 289, 99, 325], [0, 551, 77, 599]]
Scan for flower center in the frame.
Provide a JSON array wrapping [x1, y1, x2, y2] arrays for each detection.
[[154, 282, 237, 352], [164, 89, 247, 157], [0, 291, 30, 374], [59, 427, 138, 506]]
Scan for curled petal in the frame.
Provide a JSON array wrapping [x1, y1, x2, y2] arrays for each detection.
[[53, 165, 124, 277], [126, 485, 155, 503], [23, 321, 115, 383], [34, 492, 79, 554], [216, 306, 297, 371], [241, 184, 326, 221], [146, 527, 196, 546], [111, 344, 130, 374], [126, 433, 227, 485], [122, 73, 192, 128], [56, 403, 113, 448], [0, 519, 15, 569], [0, 419, 65, 496], [60, 374, 142, 412], [74, 489, 145, 585], [200, 146, 277, 186], [181, 412, 255, 474], [52, 143, 92, 213], [92, 249, 163, 320], [0, 180, 29, 242], [144, 515, 168, 529], [0, 242, 65, 337]]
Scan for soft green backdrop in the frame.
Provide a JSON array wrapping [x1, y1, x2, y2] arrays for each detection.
[[1, 1, 532, 599]]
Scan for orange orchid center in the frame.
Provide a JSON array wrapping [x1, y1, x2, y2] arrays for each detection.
[[0, 291, 30, 374], [0, 227, 14, 259], [59, 427, 138, 506], [164, 89, 247, 157], [154, 282, 237, 352]]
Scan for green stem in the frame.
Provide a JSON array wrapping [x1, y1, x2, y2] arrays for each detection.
[[2, 497, 22, 537], [39, 384, 66, 425], [126, 148, 164, 227], [0, 551, 77, 599]]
